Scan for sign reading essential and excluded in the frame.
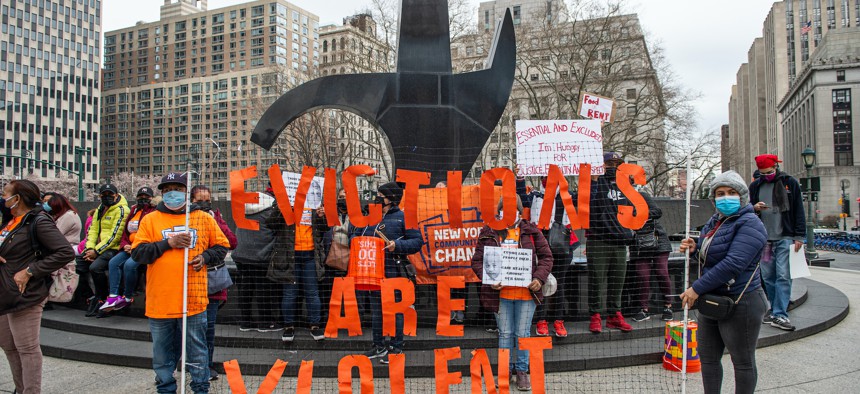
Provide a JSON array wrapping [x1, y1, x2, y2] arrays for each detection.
[[515, 119, 605, 176], [481, 246, 533, 287], [578, 92, 616, 123]]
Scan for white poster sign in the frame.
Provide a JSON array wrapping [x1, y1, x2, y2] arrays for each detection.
[[515, 119, 605, 176], [481, 246, 534, 288], [789, 245, 812, 279], [578, 92, 616, 123], [281, 172, 325, 226]]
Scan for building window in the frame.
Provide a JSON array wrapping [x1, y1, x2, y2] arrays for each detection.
[[626, 88, 637, 100], [627, 105, 637, 116], [837, 69, 846, 82], [512, 6, 521, 24], [832, 88, 853, 165]]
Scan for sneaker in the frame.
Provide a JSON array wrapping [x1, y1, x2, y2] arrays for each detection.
[[516, 370, 531, 391], [379, 347, 402, 364], [281, 327, 295, 342], [364, 346, 388, 360], [95, 310, 112, 319], [632, 310, 650, 322], [771, 316, 796, 331], [209, 368, 219, 381], [606, 311, 633, 332], [661, 308, 674, 321], [258, 322, 282, 333], [485, 326, 499, 334], [589, 313, 602, 333], [239, 322, 257, 332], [535, 320, 549, 336], [100, 296, 122, 312], [85, 298, 103, 317], [310, 326, 325, 341], [113, 297, 132, 311], [553, 320, 568, 338], [763, 314, 774, 324]]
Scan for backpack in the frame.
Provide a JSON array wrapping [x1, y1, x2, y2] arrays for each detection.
[[27, 213, 79, 303]]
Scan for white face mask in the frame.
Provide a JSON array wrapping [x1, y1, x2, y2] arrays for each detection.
[[497, 210, 521, 227], [5, 194, 20, 210]]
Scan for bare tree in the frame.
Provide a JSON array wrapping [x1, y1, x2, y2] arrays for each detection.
[[104, 172, 162, 201]]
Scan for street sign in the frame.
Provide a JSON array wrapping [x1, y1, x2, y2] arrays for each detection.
[[800, 177, 821, 192]]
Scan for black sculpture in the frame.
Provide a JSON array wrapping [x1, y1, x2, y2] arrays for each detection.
[[251, 0, 516, 182]]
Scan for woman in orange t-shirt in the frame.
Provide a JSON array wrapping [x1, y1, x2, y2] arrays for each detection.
[[471, 195, 553, 391]]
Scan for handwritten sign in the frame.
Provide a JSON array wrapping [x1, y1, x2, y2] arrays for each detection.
[[515, 119, 605, 176], [481, 246, 533, 287], [578, 92, 615, 123]]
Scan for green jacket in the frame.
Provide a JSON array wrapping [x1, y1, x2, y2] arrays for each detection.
[[86, 194, 130, 254]]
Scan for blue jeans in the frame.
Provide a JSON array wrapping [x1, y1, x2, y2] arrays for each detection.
[[365, 288, 405, 350], [761, 239, 792, 319], [205, 300, 220, 369], [150, 312, 210, 394], [108, 251, 140, 298], [281, 251, 321, 326], [496, 298, 537, 372]]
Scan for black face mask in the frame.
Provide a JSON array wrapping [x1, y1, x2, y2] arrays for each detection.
[[196, 201, 212, 211], [101, 195, 117, 207], [337, 198, 348, 212], [137, 198, 151, 207], [374, 195, 387, 206], [604, 166, 617, 179]]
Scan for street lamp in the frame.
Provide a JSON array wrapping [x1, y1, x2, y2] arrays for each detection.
[[841, 179, 851, 231], [801, 146, 817, 260], [74, 147, 92, 201]]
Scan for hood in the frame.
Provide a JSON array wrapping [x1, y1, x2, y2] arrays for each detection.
[[245, 192, 275, 215], [708, 170, 750, 207]]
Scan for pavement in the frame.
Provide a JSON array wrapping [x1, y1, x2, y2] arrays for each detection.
[[1, 265, 858, 393]]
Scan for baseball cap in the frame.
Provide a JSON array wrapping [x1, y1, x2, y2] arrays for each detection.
[[99, 183, 119, 195], [157, 172, 188, 190], [137, 187, 155, 197], [603, 151, 623, 163]]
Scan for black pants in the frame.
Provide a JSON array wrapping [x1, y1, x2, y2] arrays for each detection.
[[235, 261, 281, 325], [697, 287, 767, 394], [75, 250, 117, 301], [536, 255, 572, 322]]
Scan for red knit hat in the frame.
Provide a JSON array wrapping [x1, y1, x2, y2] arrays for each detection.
[[754, 154, 782, 169]]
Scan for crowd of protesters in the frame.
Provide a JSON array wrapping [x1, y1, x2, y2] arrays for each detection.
[[0, 151, 802, 393]]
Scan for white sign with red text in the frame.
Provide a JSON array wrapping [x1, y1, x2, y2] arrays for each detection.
[[578, 92, 615, 123], [515, 119, 605, 176]]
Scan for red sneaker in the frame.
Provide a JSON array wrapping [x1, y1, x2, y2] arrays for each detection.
[[553, 320, 568, 338], [536, 320, 549, 336], [606, 311, 633, 332], [589, 313, 602, 333]]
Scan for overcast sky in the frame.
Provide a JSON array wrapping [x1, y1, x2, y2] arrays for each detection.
[[103, 0, 777, 133]]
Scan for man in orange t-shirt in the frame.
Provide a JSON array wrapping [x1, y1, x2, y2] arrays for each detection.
[[132, 172, 229, 394]]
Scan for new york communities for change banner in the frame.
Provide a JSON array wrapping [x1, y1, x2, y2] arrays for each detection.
[[515, 119, 605, 177]]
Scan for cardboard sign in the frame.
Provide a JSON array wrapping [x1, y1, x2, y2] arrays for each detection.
[[515, 119, 605, 176], [578, 92, 615, 123], [481, 246, 533, 287]]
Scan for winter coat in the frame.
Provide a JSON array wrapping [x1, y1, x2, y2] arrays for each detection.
[[231, 193, 276, 267], [471, 220, 554, 313], [266, 202, 331, 283], [629, 192, 672, 258], [0, 208, 76, 315], [748, 172, 806, 239], [54, 209, 82, 250], [85, 195, 130, 255], [118, 203, 156, 249], [350, 206, 424, 279], [210, 208, 237, 250], [691, 204, 767, 297]]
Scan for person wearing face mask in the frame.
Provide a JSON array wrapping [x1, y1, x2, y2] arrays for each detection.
[[99, 187, 156, 314], [0, 180, 76, 394], [679, 170, 768, 394], [350, 182, 424, 363], [131, 172, 230, 394], [748, 154, 805, 332], [42, 192, 82, 251], [471, 195, 553, 391], [78, 183, 129, 318]]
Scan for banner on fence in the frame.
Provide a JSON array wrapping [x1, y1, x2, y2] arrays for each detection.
[[515, 119, 605, 177]]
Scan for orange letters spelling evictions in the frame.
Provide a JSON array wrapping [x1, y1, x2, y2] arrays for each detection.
[[229, 163, 648, 232]]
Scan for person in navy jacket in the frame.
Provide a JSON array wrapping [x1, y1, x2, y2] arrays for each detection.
[[679, 170, 768, 394]]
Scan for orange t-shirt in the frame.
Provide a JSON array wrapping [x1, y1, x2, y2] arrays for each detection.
[[132, 210, 230, 319], [497, 227, 533, 301], [0, 216, 24, 245], [294, 223, 314, 251]]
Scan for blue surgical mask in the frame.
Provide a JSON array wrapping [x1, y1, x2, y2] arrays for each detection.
[[163, 190, 187, 211], [715, 195, 741, 216], [42, 202, 52, 212]]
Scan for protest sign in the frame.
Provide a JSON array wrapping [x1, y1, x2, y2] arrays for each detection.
[[481, 246, 533, 287], [281, 171, 325, 225], [515, 119, 604, 176], [578, 92, 616, 123]]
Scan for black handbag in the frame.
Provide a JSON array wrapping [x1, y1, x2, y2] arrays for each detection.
[[635, 230, 658, 249], [546, 199, 570, 257], [695, 240, 760, 320]]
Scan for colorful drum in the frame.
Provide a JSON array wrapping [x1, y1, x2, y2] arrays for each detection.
[[662, 320, 700, 373]]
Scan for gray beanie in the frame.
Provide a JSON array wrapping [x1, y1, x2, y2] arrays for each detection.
[[708, 170, 749, 206]]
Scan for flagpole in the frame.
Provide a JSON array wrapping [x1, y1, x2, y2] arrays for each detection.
[[681, 155, 692, 394]]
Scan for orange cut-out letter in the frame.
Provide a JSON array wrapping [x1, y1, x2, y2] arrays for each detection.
[[296, 360, 314, 394], [388, 353, 406, 394], [342, 165, 382, 227], [519, 337, 552, 394], [337, 355, 374, 394], [267, 164, 294, 225], [447, 171, 463, 228], [616, 163, 648, 230], [381, 278, 417, 336], [498, 349, 510, 394], [222, 359, 288, 394], [536, 164, 590, 230], [324, 168, 341, 227], [470, 349, 505, 394], [436, 276, 465, 337], [325, 277, 362, 338], [480, 168, 517, 230], [396, 169, 431, 229], [230, 167, 260, 230], [434, 347, 463, 394], [575, 164, 592, 229]]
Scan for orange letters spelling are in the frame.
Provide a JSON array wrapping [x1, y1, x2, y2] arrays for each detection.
[[325, 277, 362, 338], [381, 278, 418, 336]]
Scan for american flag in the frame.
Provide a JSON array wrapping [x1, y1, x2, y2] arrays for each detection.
[[801, 21, 812, 35]]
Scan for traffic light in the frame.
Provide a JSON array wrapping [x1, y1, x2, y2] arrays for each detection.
[[844, 197, 852, 215]]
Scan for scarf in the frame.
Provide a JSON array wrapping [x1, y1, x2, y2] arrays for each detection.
[[769, 173, 790, 213]]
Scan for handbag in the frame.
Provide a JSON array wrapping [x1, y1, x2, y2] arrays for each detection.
[[542, 273, 557, 297], [325, 241, 350, 271], [635, 230, 658, 249], [48, 262, 79, 303], [695, 236, 760, 320], [547, 202, 571, 257], [207, 264, 234, 295], [395, 258, 417, 283]]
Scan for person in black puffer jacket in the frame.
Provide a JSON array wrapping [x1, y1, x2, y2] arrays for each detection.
[[629, 190, 675, 323]]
